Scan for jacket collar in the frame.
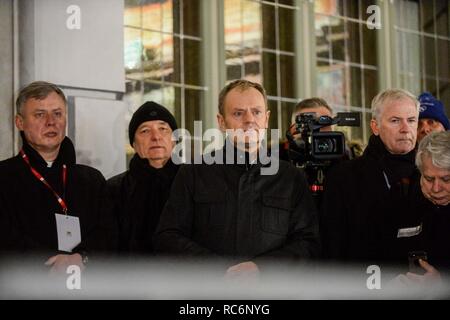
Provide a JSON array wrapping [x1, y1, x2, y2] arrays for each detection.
[[129, 153, 178, 181], [364, 134, 417, 181]]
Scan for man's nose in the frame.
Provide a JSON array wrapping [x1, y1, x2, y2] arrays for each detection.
[[45, 113, 56, 126], [243, 110, 255, 123], [399, 119, 411, 132], [150, 128, 162, 140], [420, 123, 431, 134], [432, 180, 442, 193]]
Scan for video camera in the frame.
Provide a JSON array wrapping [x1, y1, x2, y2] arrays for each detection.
[[286, 112, 361, 198]]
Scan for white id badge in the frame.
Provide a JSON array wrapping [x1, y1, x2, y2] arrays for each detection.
[[55, 213, 81, 252]]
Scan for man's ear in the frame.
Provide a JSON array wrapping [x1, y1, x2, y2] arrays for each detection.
[[15, 114, 24, 131], [217, 113, 226, 131], [370, 119, 379, 136]]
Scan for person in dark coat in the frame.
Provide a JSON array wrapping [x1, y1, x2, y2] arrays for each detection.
[[321, 89, 423, 271], [0, 81, 116, 272], [414, 131, 450, 271], [107, 101, 179, 255], [154, 80, 320, 277]]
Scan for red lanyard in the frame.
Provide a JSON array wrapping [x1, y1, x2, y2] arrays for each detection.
[[20, 149, 68, 214]]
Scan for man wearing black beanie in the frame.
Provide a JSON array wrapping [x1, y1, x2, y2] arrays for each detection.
[[107, 101, 179, 255]]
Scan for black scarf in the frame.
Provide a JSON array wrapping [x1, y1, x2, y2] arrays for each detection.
[[125, 154, 178, 253], [364, 134, 417, 187]]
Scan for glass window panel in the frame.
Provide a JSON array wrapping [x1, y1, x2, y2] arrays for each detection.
[[316, 63, 346, 106], [329, 17, 346, 62], [267, 100, 279, 133], [425, 77, 438, 95], [183, 39, 203, 86], [172, 0, 181, 34], [227, 62, 243, 81], [142, 31, 163, 81], [279, 54, 296, 99], [396, 31, 421, 93], [183, 0, 201, 37], [142, 1, 162, 30], [363, 69, 378, 108], [184, 89, 203, 134], [124, 0, 141, 27], [262, 52, 278, 97], [437, 38, 450, 81], [143, 81, 164, 105], [244, 53, 261, 79], [423, 36, 437, 78], [124, 27, 143, 73], [420, 0, 435, 34], [261, 4, 276, 50], [162, 33, 174, 82], [348, 66, 363, 107], [225, 0, 243, 48], [315, 15, 331, 60], [345, 0, 360, 20], [278, 7, 295, 53], [435, 1, 449, 37], [362, 25, 377, 67], [315, 0, 344, 16], [160, 86, 181, 126], [395, 0, 419, 30], [278, 0, 295, 6], [161, 0, 174, 33], [171, 37, 182, 84], [242, 0, 261, 49], [347, 21, 361, 64], [124, 80, 143, 114]]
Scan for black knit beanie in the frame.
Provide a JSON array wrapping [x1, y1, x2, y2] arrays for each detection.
[[128, 101, 178, 145]]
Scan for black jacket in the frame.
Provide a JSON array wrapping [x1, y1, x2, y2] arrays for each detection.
[[154, 146, 320, 267], [417, 199, 450, 270], [0, 136, 117, 260], [320, 135, 423, 268], [107, 154, 179, 254]]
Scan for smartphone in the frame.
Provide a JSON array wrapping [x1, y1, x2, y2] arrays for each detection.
[[408, 251, 428, 274]]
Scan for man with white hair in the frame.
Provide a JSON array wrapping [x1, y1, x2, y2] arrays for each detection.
[[414, 131, 450, 271], [321, 89, 423, 270]]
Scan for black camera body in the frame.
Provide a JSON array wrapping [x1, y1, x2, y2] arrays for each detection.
[[288, 112, 360, 167], [286, 112, 361, 199]]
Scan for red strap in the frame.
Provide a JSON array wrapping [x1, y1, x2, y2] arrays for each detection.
[[20, 149, 68, 214]]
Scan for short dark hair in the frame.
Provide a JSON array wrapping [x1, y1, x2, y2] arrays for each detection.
[[218, 79, 267, 115], [16, 81, 67, 115], [291, 97, 333, 123]]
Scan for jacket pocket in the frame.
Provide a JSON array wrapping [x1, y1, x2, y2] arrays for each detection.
[[194, 192, 227, 227], [261, 195, 291, 235]]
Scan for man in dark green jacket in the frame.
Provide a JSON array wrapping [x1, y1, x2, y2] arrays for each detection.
[[154, 80, 320, 276]]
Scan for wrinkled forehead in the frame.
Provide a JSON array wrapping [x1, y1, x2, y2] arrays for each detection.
[[379, 96, 418, 117], [224, 87, 267, 110]]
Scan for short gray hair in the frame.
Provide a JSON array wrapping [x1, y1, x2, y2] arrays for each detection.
[[371, 89, 419, 122], [416, 131, 450, 172], [16, 81, 67, 115]]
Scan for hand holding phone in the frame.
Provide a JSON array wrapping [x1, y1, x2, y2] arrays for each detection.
[[408, 251, 428, 275]]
